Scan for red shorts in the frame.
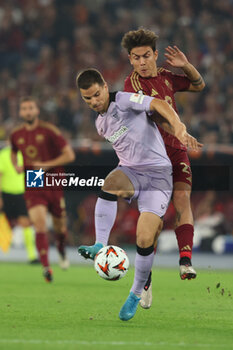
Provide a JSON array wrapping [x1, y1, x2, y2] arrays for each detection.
[[24, 189, 66, 218], [165, 145, 192, 187]]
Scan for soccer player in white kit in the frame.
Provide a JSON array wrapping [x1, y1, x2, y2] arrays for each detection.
[[76, 68, 201, 321]]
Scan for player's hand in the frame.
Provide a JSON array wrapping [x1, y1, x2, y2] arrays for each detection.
[[15, 165, 24, 174], [185, 133, 203, 151], [164, 46, 189, 68]]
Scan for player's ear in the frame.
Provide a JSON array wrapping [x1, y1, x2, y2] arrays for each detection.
[[154, 50, 158, 61], [104, 82, 108, 91], [128, 54, 133, 65]]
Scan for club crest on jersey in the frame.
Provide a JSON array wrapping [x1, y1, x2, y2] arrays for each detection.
[[111, 107, 119, 119], [129, 93, 145, 104]]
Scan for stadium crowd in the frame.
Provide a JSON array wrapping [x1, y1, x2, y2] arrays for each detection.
[[0, 0, 233, 145], [0, 0, 233, 253]]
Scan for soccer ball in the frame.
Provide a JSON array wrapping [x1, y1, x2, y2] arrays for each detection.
[[94, 245, 129, 281]]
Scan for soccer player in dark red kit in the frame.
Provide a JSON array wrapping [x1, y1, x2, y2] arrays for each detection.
[[10, 97, 75, 282], [122, 28, 205, 308]]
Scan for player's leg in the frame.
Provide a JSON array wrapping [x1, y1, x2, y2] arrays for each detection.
[[52, 214, 69, 269], [2, 193, 37, 261], [48, 191, 69, 269], [17, 215, 38, 263], [166, 147, 196, 279], [119, 212, 161, 321], [173, 181, 196, 279], [15, 194, 37, 263], [0, 192, 14, 252], [28, 204, 53, 282], [78, 168, 135, 259], [119, 169, 172, 320], [140, 220, 163, 309], [139, 167, 172, 309]]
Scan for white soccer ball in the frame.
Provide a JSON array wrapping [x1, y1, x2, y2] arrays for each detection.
[[94, 245, 129, 281]]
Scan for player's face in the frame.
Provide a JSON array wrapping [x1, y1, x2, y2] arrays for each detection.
[[80, 83, 109, 114], [19, 101, 40, 124], [129, 46, 158, 78]]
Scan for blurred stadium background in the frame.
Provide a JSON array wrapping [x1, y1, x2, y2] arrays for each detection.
[[0, 0, 233, 262]]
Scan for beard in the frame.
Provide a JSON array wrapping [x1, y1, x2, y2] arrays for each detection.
[[23, 115, 36, 124]]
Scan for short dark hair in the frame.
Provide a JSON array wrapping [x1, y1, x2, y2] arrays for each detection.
[[76, 69, 105, 90], [19, 96, 39, 106], [121, 28, 159, 54]]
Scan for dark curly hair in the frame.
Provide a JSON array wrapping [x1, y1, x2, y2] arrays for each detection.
[[121, 28, 159, 54]]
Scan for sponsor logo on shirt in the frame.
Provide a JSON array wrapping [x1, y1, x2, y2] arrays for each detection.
[[106, 126, 128, 144], [129, 93, 145, 104]]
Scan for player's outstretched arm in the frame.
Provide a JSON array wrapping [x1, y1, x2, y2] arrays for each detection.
[[149, 98, 186, 144], [10, 150, 24, 173], [164, 45, 205, 92], [149, 99, 202, 149], [185, 133, 203, 151]]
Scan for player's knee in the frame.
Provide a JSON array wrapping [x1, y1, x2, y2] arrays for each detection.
[[54, 223, 66, 234], [136, 231, 154, 248], [154, 224, 163, 242], [158, 221, 163, 234], [33, 220, 47, 232], [102, 177, 117, 192], [173, 190, 191, 210], [103, 170, 134, 198], [102, 179, 132, 198]]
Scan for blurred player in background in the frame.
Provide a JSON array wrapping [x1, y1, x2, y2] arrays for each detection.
[[76, 68, 201, 320], [10, 97, 75, 282], [0, 145, 38, 263], [122, 28, 205, 308]]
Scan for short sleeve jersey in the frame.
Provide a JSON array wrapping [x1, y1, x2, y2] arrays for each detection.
[[124, 68, 190, 150], [0, 147, 25, 194], [10, 121, 68, 173], [95, 92, 171, 168]]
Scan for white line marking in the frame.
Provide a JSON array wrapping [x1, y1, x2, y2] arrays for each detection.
[[0, 339, 229, 348]]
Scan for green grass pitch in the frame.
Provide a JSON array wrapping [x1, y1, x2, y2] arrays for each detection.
[[0, 262, 233, 350]]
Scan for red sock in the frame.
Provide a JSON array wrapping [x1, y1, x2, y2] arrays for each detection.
[[175, 224, 194, 259], [36, 232, 49, 268], [55, 232, 67, 258]]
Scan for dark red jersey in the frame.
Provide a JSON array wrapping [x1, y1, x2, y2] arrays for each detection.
[[124, 68, 190, 150], [10, 120, 68, 173]]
